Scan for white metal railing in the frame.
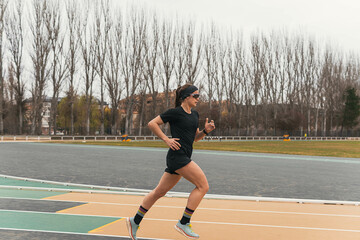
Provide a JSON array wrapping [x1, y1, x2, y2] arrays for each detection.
[[0, 136, 51, 142], [1, 174, 359, 205], [1, 135, 359, 142]]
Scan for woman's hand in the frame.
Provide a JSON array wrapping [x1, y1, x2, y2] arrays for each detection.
[[205, 118, 215, 133], [165, 138, 181, 151]]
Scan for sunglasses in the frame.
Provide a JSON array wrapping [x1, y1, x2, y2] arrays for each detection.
[[190, 94, 200, 99]]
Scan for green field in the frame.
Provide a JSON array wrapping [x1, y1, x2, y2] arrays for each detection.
[[49, 140, 360, 158]]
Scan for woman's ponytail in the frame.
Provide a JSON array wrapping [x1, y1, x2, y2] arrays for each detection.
[[175, 86, 183, 107]]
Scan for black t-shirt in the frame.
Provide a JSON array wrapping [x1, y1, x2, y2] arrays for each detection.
[[160, 106, 199, 158]]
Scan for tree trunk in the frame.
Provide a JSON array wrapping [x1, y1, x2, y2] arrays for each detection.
[[273, 107, 277, 136], [307, 108, 311, 136], [70, 99, 74, 135], [246, 105, 250, 136], [100, 95, 104, 135], [138, 96, 145, 136], [315, 108, 319, 136], [19, 106, 23, 135], [322, 109, 327, 137], [0, 78, 3, 135]]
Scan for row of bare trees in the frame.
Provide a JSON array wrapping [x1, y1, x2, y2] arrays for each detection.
[[0, 0, 359, 136]]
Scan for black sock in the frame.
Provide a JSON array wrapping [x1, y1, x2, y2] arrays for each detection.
[[180, 207, 194, 225], [134, 205, 148, 225]]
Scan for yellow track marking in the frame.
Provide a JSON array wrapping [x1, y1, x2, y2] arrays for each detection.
[[56, 203, 90, 213], [88, 218, 124, 233]]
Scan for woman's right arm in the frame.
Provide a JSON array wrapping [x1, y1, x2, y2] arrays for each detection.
[[148, 116, 181, 150]]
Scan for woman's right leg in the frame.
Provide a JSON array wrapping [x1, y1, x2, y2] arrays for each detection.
[[141, 172, 182, 209], [127, 172, 182, 240]]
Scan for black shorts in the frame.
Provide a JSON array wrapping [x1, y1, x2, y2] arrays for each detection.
[[165, 149, 192, 175]]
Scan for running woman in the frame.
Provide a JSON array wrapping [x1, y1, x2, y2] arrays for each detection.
[[126, 83, 215, 239]]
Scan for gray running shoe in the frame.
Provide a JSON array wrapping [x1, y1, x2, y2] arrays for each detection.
[[126, 217, 139, 240], [174, 220, 200, 239]]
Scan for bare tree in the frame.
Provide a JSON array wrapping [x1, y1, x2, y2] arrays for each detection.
[[184, 21, 203, 85], [5, 0, 24, 135], [284, 35, 297, 112], [78, 2, 97, 136], [120, 6, 147, 134], [137, 79, 148, 136], [105, 11, 122, 135], [317, 47, 335, 136], [272, 33, 285, 135], [174, 20, 186, 87], [139, 13, 161, 136], [330, 56, 344, 132], [233, 32, 247, 135], [4, 64, 18, 133], [65, 0, 80, 135], [249, 33, 264, 135], [46, 0, 67, 135], [29, 0, 51, 135], [94, 0, 111, 135], [159, 18, 176, 110], [224, 35, 237, 134], [259, 32, 273, 135], [203, 23, 218, 116], [0, 0, 7, 135], [143, 14, 160, 120], [215, 34, 226, 134], [285, 34, 305, 135], [303, 39, 320, 136]]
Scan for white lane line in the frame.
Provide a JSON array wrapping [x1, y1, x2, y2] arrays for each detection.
[[0, 227, 172, 240], [1, 196, 360, 219], [188, 219, 360, 233], [142, 218, 360, 233], [1, 209, 360, 233]]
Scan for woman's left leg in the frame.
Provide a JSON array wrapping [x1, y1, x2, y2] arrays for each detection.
[[176, 161, 209, 210], [174, 161, 209, 239]]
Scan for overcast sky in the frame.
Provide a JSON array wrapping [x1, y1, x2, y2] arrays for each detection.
[[126, 0, 360, 53]]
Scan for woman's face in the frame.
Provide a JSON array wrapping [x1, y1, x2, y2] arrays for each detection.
[[185, 90, 200, 108]]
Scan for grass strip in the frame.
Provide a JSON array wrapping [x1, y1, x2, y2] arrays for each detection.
[[47, 140, 360, 158]]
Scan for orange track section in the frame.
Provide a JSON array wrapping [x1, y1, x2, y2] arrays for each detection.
[[45, 193, 360, 240]]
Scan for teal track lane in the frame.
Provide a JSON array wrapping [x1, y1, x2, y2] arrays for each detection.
[[0, 188, 63, 199], [0, 176, 92, 190], [0, 187, 122, 236]]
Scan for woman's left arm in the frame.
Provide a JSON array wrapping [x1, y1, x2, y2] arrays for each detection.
[[194, 118, 215, 142]]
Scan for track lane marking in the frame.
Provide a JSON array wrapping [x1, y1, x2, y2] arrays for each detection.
[[1, 196, 360, 218], [56, 203, 90, 213], [89, 218, 125, 233], [1, 209, 360, 233]]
